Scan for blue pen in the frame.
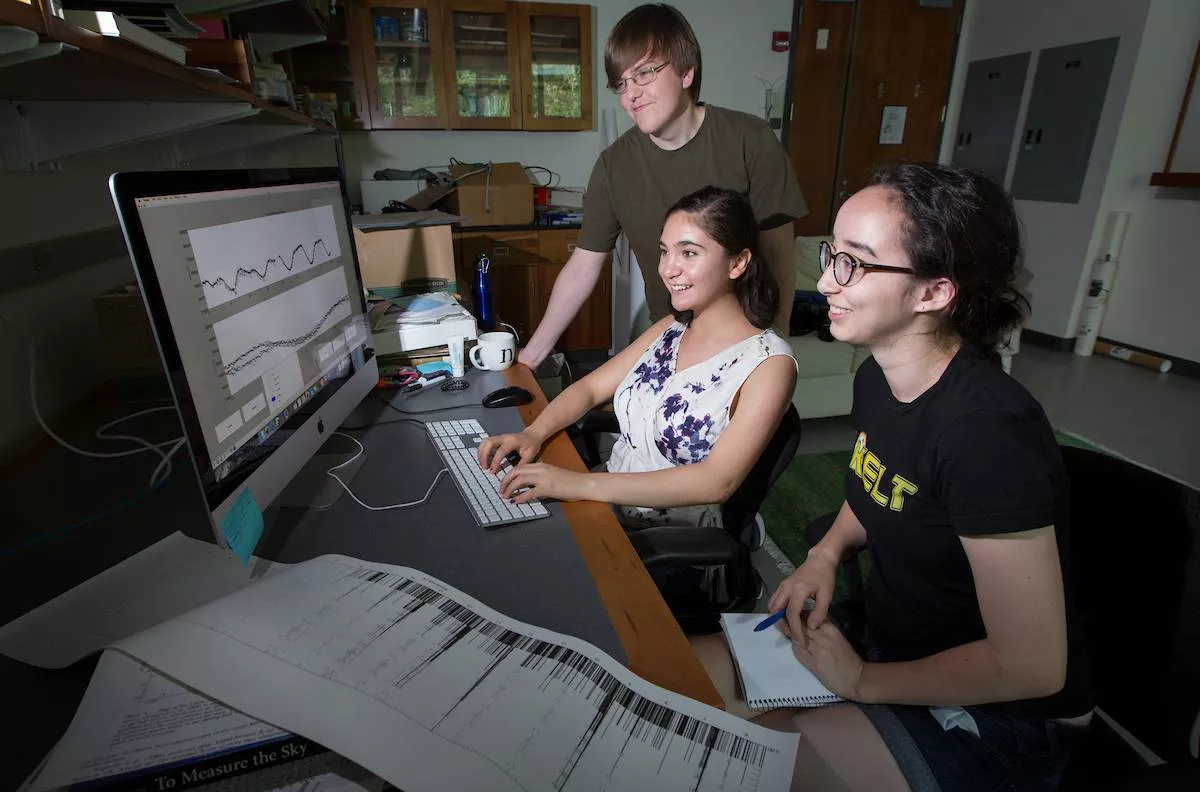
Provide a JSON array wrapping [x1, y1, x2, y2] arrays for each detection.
[[753, 609, 786, 632], [753, 598, 817, 632]]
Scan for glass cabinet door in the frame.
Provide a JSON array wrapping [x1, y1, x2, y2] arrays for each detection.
[[362, 0, 447, 128], [442, 1, 521, 130], [518, 3, 592, 131]]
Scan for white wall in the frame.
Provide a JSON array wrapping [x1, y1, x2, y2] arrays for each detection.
[[344, 0, 794, 199], [946, 0, 1151, 339], [1089, 0, 1200, 364]]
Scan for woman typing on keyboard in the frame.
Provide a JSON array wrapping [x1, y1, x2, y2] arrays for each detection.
[[476, 186, 797, 532]]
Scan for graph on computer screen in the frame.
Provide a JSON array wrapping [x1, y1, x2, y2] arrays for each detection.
[[212, 268, 353, 396], [188, 206, 341, 310]]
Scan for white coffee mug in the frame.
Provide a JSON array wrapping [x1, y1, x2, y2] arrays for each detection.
[[470, 331, 516, 371]]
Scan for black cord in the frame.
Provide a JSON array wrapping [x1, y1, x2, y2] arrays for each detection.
[[339, 415, 428, 432], [524, 166, 559, 188], [336, 394, 476, 431]]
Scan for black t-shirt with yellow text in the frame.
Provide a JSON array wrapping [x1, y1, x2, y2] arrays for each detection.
[[847, 345, 1092, 719]]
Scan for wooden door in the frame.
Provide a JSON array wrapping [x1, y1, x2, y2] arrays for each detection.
[[359, 0, 449, 129], [516, 2, 593, 131], [786, 0, 855, 236], [442, 0, 524, 130], [831, 0, 962, 217], [786, 0, 962, 233]]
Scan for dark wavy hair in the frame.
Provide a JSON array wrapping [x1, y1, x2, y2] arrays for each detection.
[[605, 4, 702, 103], [867, 163, 1028, 356], [665, 186, 778, 329]]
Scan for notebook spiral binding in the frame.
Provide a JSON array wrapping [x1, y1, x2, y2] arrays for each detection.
[[757, 694, 841, 709]]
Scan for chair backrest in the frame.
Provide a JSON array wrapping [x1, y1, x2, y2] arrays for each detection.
[[1061, 446, 1199, 763], [721, 403, 802, 546]]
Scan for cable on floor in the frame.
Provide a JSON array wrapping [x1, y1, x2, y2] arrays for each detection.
[[326, 431, 447, 511], [0, 313, 185, 487]]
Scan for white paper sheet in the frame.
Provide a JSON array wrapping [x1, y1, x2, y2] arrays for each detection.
[[116, 556, 801, 792], [0, 532, 284, 668], [30, 651, 382, 792]]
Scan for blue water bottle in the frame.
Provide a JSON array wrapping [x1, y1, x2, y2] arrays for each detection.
[[472, 252, 496, 332]]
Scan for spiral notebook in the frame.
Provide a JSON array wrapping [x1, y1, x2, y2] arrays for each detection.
[[720, 613, 844, 711]]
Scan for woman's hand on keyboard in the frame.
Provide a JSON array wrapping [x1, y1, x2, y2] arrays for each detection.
[[498, 463, 589, 504], [478, 430, 543, 474]]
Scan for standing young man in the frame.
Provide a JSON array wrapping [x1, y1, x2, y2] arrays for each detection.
[[518, 3, 806, 369]]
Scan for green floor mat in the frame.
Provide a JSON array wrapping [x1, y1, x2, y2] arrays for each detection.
[[762, 431, 1103, 575]]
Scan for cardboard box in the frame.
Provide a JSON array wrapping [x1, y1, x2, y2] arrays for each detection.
[[446, 162, 534, 227], [351, 210, 464, 299], [93, 284, 162, 375]]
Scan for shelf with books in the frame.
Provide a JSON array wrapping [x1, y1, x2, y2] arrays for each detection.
[[0, 14, 332, 131]]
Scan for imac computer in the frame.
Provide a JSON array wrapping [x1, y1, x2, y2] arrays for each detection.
[[109, 168, 378, 543]]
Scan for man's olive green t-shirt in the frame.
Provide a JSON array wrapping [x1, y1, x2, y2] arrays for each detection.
[[577, 104, 807, 322]]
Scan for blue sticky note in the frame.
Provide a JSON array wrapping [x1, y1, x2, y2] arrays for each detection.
[[220, 488, 264, 566]]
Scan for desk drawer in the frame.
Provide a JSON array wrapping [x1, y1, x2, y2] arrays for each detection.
[[459, 231, 539, 268], [537, 229, 581, 264]]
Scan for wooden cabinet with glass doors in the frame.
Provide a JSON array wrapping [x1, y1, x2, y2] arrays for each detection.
[[289, 0, 592, 131], [359, 0, 450, 128], [440, 0, 522, 129], [516, 2, 591, 131]]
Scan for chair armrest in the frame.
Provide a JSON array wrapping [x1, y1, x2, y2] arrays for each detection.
[[627, 525, 743, 568], [566, 407, 620, 469], [570, 407, 619, 437]]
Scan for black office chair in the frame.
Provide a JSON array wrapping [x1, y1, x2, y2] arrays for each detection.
[[805, 444, 1200, 788], [569, 404, 802, 634]]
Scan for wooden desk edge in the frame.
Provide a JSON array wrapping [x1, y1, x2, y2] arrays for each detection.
[[502, 365, 723, 709]]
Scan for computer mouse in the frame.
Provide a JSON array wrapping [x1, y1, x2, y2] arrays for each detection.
[[482, 386, 534, 408]]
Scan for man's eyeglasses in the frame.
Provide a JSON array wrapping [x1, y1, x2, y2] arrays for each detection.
[[818, 240, 913, 286], [609, 62, 671, 95]]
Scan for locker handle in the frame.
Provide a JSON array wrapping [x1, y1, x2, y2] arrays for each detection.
[[1024, 129, 1034, 145], [1034, 129, 1043, 144]]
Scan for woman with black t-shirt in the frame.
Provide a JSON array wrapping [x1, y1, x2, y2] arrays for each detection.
[[693, 163, 1093, 792]]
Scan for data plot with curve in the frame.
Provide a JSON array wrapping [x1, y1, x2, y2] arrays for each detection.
[[189, 206, 341, 309], [213, 268, 352, 396]]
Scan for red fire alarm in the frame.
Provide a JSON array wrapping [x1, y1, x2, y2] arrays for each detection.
[[772, 31, 790, 52]]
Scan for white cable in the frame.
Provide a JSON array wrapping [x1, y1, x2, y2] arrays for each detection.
[[498, 321, 520, 344], [1190, 705, 1199, 759], [327, 431, 448, 511], [96, 407, 186, 485], [0, 313, 185, 486]]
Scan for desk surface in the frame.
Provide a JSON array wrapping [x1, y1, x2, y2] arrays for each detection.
[[503, 365, 722, 708]]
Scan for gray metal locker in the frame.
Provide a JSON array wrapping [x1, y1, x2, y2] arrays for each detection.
[[1011, 37, 1120, 203], [951, 52, 1031, 185]]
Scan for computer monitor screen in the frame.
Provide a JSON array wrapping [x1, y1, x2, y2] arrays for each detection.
[[110, 168, 377, 537]]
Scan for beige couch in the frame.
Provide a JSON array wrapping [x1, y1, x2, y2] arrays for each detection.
[[787, 236, 870, 420]]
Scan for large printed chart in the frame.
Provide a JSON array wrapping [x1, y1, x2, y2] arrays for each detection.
[[213, 268, 351, 395], [189, 206, 341, 310], [116, 556, 801, 792]]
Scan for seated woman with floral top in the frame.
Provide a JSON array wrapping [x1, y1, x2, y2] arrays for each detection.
[[477, 186, 797, 529]]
